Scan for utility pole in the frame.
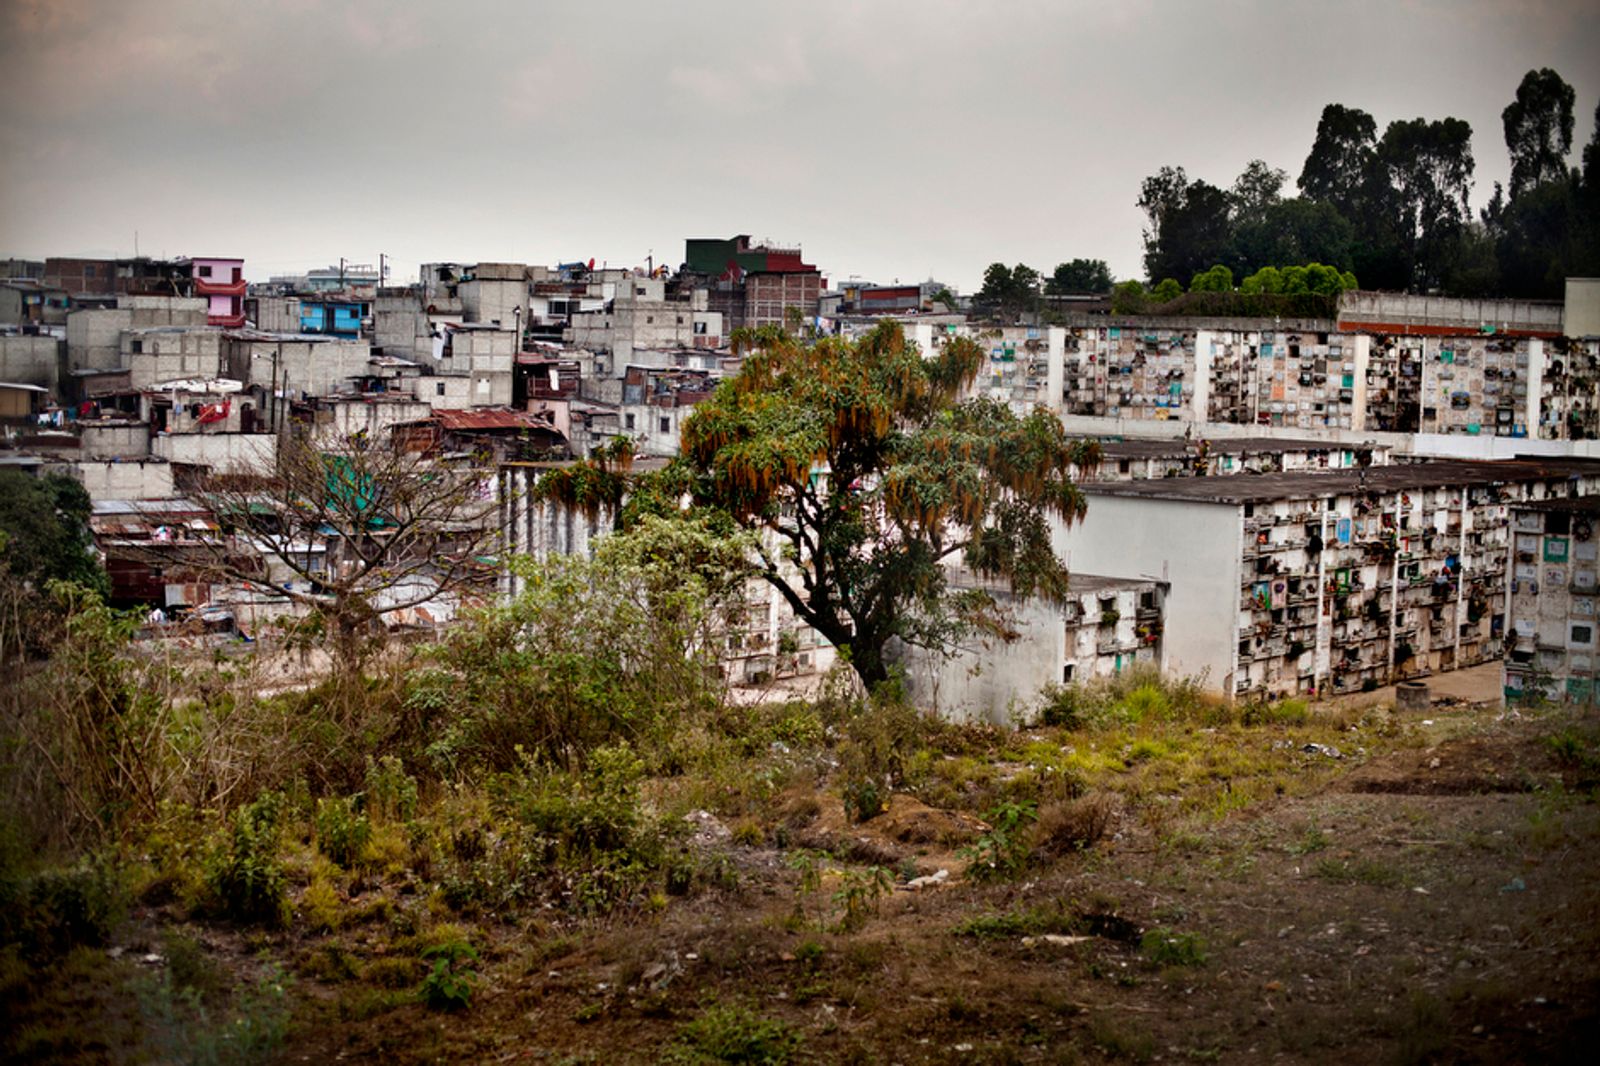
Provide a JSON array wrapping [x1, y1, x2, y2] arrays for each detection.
[[339, 257, 346, 289], [379, 253, 387, 289]]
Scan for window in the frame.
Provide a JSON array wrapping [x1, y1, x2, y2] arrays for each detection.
[[694, 321, 708, 335], [636, 286, 647, 297], [646, 316, 653, 324], [677, 316, 684, 325], [625, 413, 635, 430], [659, 416, 671, 434], [130, 339, 143, 354], [1573, 624, 1594, 646], [1062, 663, 1075, 683], [198, 265, 212, 278], [435, 382, 446, 396]]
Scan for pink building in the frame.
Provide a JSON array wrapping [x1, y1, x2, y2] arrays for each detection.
[[183, 257, 246, 328]]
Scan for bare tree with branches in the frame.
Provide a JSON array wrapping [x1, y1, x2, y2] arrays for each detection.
[[185, 431, 503, 676]]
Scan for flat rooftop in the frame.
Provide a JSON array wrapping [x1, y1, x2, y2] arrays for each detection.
[[1097, 436, 1384, 461], [1083, 457, 1600, 505]]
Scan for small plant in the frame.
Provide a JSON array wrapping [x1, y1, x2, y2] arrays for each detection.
[[669, 1003, 800, 1065], [1120, 683, 1170, 722], [1287, 823, 1329, 856], [959, 800, 1038, 881], [1313, 857, 1403, 887], [364, 755, 418, 824], [831, 865, 894, 933], [1140, 927, 1207, 967], [313, 796, 371, 869], [419, 939, 478, 1012], [1037, 682, 1087, 729], [1099, 608, 1121, 628], [840, 775, 886, 824], [205, 792, 289, 927], [1032, 793, 1117, 858]]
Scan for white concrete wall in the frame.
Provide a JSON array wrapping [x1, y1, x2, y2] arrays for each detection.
[[1058, 495, 1243, 690], [79, 422, 150, 459], [49, 458, 175, 500], [0, 335, 62, 390], [228, 338, 373, 397], [66, 308, 132, 371], [152, 432, 277, 476], [896, 592, 1064, 726], [1566, 278, 1600, 339], [1339, 290, 1563, 333], [124, 329, 224, 390], [413, 375, 474, 410], [313, 398, 434, 445]]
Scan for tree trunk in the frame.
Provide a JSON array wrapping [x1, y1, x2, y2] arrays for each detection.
[[847, 640, 891, 690]]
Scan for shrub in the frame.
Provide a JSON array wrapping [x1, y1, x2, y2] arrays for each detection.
[[364, 755, 418, 824], [840, 776, 886, 824], [419, 939, 478, 1011], [669, 1003, 800, 1065], [1120, 683, 1170, 723], [1037, 683, 1088, 729], [204, 792, 290, 927], [1032, 793, 1118, 858], [959, 800, 1038, 881], [831, 865, 894, 933], [301, 874, 342, 933], [0, 855, 126, 957], [313, 796, 371, 869], [1141, 927, 1207, 966]]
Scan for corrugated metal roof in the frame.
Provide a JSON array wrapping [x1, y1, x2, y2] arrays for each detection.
[[430, 408, 553, 431]]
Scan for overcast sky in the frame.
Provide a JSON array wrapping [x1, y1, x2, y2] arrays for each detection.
[[2, 0, 1597, 292]]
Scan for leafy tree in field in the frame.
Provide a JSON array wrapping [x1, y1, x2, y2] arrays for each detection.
[[1110, 280, 1148, 315], [1150, 278, 1183, 303], [668, 321, 1100, 687], [1230, 159, 1287, 225], [0, 470, 107, 659], [1240, 266, 1283, 295], [1140, 176, 1234, 284], [1299, 104, 1378, 215], [1230, 198, 1357, 276], [1503, 68, 1576, 200], [1188, 265, 1234, 293], [975, 262, 1042, 321], [1046, 259, 1114, 294], [1376, 116, 1475, 291], [0, 471, 105, 595]]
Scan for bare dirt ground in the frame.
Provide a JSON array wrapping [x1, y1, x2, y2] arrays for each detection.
[[262, 698, 1600, 1065]]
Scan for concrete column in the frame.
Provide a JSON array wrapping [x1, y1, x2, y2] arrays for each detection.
[[1046, 326, 1065, 412], [1192, 330, 1213, 423], [1526, 338, 1544, 438], [912, 321, 934, 359], [1313, 507, 1330, 693], [1351, 334, 1371, 431]]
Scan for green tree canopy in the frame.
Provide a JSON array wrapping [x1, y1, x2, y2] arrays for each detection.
[[1046, 259, 1114, 294], [1299, 103, 1378, 216], [1188, 265, 1234, 293], [0, 471, 105, 595], [974, 262, 1042, 321], [1503, 67, 1576, 200], [661, 321, 1099, 686], [1150, 278, 1183, 302]]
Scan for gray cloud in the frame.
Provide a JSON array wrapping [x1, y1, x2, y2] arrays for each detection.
[[1, 0, 1597, 290]]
